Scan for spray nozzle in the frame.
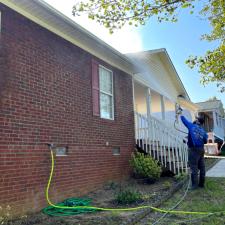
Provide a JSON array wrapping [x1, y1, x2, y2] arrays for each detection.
[[175, 104, 183, 123], [177, 106, 183, 115], [175, 104, 183, 116]]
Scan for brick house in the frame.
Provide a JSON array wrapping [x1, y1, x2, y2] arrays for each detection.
[[0, 0, 196, 216], [0, 0, 136, 216]]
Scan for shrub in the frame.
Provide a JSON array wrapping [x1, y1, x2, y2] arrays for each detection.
[[105, 181, 118, 190], [130, 152, 162, 180], [115, 188, 142, 204], [174, 173, 186, 181]]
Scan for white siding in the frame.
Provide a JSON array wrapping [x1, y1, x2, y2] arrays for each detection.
[[134, 54, 179, 102]]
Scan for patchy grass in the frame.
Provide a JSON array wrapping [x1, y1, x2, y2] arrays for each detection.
[[143, 177, 225, 225]]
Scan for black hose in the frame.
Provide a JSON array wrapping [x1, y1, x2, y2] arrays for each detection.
[[174, 120, 188, 135]]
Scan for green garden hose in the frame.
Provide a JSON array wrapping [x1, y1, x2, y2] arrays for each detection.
[[44, 149, 223, 217], [42, 198, 98, 216]]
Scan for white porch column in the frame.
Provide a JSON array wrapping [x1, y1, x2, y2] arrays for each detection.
[[161, 95, 165, 120], [146, 88, 151, 118], [213, 111, 217, 130]]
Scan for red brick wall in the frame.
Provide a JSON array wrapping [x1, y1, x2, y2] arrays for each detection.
[[0, 4, 135, 216]]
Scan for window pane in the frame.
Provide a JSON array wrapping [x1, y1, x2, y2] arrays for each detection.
[[100, 93, 113, 119], [99, 67, 112, 94]]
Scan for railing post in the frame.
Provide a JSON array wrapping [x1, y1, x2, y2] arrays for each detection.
[[160, 125, 164, 166], [167, 132, 172, 171]]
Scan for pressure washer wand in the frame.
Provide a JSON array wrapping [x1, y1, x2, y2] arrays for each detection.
[[174, 104, 188, 135]]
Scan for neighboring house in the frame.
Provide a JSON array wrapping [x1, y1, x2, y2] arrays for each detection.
[[0, 0, 196, 216], [196, 99, 225, 146]]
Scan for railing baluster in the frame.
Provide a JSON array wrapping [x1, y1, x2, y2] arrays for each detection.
[[163, 130, 167, 166], [155, 122, 159, 161], [175, 137, 180, 175], [160, 125, 163, 166], [145, 116, 148, 152], [171, 135, 176, 173], [152, 119, 155, 159], [148, 117, 152, 156], [178, 141, 183, 173], [167, 132, 172, 171]]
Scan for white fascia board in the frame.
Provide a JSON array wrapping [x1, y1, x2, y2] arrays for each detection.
[[1, 0, 135, 75]]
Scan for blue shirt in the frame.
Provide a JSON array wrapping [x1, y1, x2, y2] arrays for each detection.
[[181, 116, 208, 148]]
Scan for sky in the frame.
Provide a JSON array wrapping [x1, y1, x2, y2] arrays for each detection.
[[44, 0, 224, 106]]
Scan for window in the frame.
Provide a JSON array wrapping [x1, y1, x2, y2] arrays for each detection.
[[92, 60, 114, 120], [112, 147, 120, 156]]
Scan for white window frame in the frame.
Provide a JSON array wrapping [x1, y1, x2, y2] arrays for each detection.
[[99, 65, 114, 120]]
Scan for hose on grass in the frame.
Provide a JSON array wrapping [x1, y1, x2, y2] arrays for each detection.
[[152, 173, 191, 225]]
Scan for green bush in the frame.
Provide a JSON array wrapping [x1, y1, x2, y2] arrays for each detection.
[[174, 173, 186, 181], [115, 188, 142, 204], [130, 152, 162, 180]]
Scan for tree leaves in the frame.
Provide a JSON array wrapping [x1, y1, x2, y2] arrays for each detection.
[[72, 0, 195, 33], [72, 0, 225, 92], [186, 0, 225, 92]]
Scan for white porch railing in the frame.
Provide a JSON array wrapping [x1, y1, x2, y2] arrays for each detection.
[[135, 112, 188, 174]]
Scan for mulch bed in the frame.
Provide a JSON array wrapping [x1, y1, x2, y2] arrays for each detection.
[[4, 158, 218, 225], [5, 175, 186, 225]]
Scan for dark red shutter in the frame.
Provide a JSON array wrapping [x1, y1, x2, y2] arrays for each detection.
[[92, 59, 100, 116]]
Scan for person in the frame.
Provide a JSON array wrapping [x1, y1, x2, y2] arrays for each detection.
[[180, 115, 208, 190]]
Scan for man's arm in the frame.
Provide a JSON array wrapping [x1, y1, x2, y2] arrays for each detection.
[[180, 115, 192, 130]]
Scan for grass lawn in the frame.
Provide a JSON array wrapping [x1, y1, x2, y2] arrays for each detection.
[[145, 177, 225, 225]]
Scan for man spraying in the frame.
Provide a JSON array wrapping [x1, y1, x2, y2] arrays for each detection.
[[180, 114, 208, 190]]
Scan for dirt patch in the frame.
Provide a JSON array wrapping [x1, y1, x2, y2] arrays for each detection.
[[5, 176, 184, 225]]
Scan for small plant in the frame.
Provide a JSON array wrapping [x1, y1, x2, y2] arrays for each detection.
[[174, 173, 186, 181], [105, 181, 118, 190], [142, 193, 156, 200], [130, 152, 162, 181], [115, 188, 142, 204], [163, 181, 172, 189]]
